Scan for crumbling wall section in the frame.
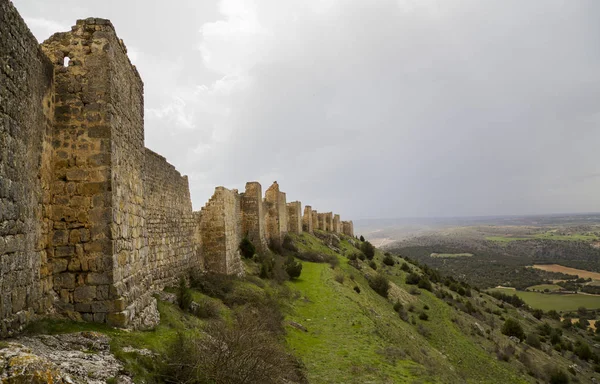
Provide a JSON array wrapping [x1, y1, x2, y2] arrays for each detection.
[[144, 149, 198, 288], [264, 182, 288, 246], [286, 202, 302, 234], [342, 221, 354, 237], [0, 0, 55, 335], [41, 18, 157, 329], [240, 182, 267, 251], [199, 187, 244, 275], [324, 212, 333, 232], [333, 214, 341, 234], [302, 206, 313, 233]]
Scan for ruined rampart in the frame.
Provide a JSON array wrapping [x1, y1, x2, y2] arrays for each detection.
[[302, 206, 313, 233], [144, 149, 199, 287], [198, 187, 243, 276], [0, 0, 54, 335], [342, 221, 355, 237], [265, 182, 288, 246], [287, 202, 302, 234], [333, 214, 341, 234], [241, 182, 268, 251], [0, 2, 356, 335]]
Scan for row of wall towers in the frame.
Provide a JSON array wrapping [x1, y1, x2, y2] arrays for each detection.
[[0, 2, 353, 335], [199, 181, 354, 277]]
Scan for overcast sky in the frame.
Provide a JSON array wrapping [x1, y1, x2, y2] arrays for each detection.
[[14, 0, 600, 219]]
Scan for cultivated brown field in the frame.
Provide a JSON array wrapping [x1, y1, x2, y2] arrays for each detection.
[[532, 264, 600, 280]]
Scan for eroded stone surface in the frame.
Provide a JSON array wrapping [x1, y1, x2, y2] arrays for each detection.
[[0, 332, 132, 383]]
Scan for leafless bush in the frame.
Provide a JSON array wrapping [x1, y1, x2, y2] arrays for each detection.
[[164, 308, 306, 384]]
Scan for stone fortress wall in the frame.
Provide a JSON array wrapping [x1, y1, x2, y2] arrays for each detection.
[[0, 1, 354, 335]]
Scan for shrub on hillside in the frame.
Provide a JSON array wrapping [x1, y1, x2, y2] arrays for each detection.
[[419, 312, 429, 321], [501, 318, 525, 341], [574, 340, 593, 360], [417, 277, 432, 291], [353, 285, 361, 293], [268, 239, 285, 255], [192, 298, 221, 319], [361, 241, 375, 260], [334, 273, 345, 284], [239, 237, 256, 259], [163, 308, 305, 384], [359, 235, 365, 242], [547, 367, 570, 384], [526, 333, 541, 349], [177, 276, 193, 311], [531, 308, 543, 320], [400, 262, 410, 272], [284, 256, 302, 279], [382, 254, 395, 266], [369, 261, 377, 270], [347, 253, 358, 261], [547, 309, 561, 320], [190, 272, 234, 300], [295, 251, 337, 267], [405, 272, 420, 285], [368, 274, 390, 298], [282, 235, 298, 252], [258, 253, 276, 279], [393, 302, 403, 313]]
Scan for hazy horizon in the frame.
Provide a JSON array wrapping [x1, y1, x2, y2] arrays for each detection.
[[14, 0, 600, 219]]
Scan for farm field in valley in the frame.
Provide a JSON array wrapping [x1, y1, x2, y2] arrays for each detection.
[[490, 287, 600, 312], [531, 264, 600, 281]]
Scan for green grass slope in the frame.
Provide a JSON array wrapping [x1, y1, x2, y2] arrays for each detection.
[[286, 234, 527, 384], [17, 231, 600, 384]]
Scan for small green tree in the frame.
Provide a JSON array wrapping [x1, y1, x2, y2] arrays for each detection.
[[177, 276, 193, 311], [239, 237, 256, 259], [368, 274, 390, 298], [359, 235, 365, 242], [575, 340, 592, 360], [284, 256, 302, 279], [526, 333, 541, 349], [361, 241, 375, 260], [382, 254, 395, 266], [501, 318, 525, 341], [548, 367, 570, 384]]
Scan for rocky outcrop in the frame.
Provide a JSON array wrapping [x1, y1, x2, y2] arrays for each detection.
[[0, 332, 132, 383]]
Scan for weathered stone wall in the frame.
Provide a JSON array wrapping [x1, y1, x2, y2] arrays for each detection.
[[286, 202, 302, 234], [0, 4, 356, 334], [316, 213, 325, 231], [199, 187, 244, 276], [41, 18, 157, 329], [333, 214, 341, 234], [342, 221, 354, 237], [240, 182, 268, 251], [144, 149, 198, 288], [324, 212, 333, 232], [312, 210, 319, 231], [302, 206, 313, 233], [0, 0, 55, 336], [264, 182, 288, 246]]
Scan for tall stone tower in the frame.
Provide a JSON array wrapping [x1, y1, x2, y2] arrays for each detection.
[[41, 18, 157, 328]]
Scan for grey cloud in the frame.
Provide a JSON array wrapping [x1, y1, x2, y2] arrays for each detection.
[[13, 0, 600, 218]]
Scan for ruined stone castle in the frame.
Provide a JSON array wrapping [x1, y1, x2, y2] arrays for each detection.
[[0, 1, 354, 336]]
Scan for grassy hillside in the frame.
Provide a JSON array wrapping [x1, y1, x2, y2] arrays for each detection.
[[17, 230, 600, 383]]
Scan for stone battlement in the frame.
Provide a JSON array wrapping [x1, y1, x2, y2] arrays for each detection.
[[0, 1, 353, 336]]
